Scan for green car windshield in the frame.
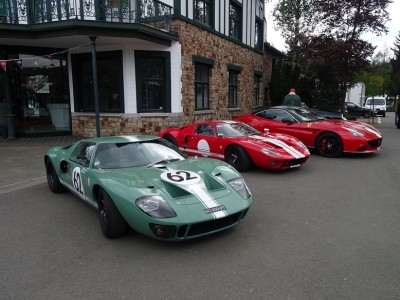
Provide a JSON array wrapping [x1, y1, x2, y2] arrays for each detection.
[[93, 140, 186, 169]]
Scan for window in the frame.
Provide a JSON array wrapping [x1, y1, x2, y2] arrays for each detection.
[[70, 141, 96, 167], [195, 124, 215, 136], [253, 75, 261, 106], [135, 51, 171, 113], [228, 70, 238, 108], [72, 51, 124, 113], [255, 18, 263, 50], [229, 1, 241, 40], [195, 64, 210, 110], [194, 0, 212, 26]]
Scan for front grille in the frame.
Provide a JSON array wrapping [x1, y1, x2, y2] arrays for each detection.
[[187, 210, 248, 237], [368, 138, 382, 148], [285, 157, 308, 167]]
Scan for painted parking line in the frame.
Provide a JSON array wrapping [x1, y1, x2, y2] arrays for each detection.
[[0, 176, 47, 195]]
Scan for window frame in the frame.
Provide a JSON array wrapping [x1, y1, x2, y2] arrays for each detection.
[[135, 51, 171, 113], [194, 0, 213, 27], [229, 1, 242, 40], [195, 63, 211, 110], [72, 50, 124, 113], [253, 74, 261, 107]]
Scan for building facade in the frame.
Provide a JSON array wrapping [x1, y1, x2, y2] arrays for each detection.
[[0, 0, 266, 138]]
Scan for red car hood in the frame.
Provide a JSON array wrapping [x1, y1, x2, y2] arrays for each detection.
[[315, 119, 382, 138], [239, 133, 309, 158]]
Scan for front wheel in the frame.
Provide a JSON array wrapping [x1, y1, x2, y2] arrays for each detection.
[[97, 188, 128, 238], [316, 133, 343, 158], [225, 146, 251, 172], [45, 159, 66, 193]]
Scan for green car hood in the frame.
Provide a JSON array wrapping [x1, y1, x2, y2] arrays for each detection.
[[96, 158, 238, 205]]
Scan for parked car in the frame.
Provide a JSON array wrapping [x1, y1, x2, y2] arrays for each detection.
[[345, 102, 372, 118], [301, 102, 345, 119], [364, 97, 386, 117], [44, 136, 252, 240], [233, 106, 383, 158], [159, 120, 310, 172]]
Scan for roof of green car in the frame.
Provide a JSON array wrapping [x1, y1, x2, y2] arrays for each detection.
[[80, 135, 159, 144]]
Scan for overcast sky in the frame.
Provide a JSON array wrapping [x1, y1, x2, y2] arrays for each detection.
[[265, 0, 400, 58]]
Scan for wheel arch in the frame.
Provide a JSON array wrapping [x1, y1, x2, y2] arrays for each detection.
[[224, 143, 254, 165]]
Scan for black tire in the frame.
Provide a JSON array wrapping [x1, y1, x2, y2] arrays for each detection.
[[382, 112, 386, 117], [163, 134, 178, 146], [363, 112, 370, 118], [97, 188, 128, 238], [225, 145, 251, 172], [316, 132, 343, 158], [45, 159, 66, 193]]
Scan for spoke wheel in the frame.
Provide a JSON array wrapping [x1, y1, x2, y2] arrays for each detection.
[[97, 188, 128, 238], [316, 132, 343, 158], [225, 145, 251, 172]]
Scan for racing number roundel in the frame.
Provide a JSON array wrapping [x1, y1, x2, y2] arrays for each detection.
[[160, 170, 201, 185], [72, 167, 84, 195]]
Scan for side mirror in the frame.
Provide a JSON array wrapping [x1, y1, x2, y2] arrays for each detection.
[[217, 133, 224, 138], [60, 160, 68, 173]]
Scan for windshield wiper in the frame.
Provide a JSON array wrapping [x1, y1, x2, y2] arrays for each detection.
[[146, 158, 181, 168]]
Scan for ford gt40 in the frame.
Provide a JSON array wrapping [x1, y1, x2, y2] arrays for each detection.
[[159, 120, 310, 172], [44, 136, 252, 240]]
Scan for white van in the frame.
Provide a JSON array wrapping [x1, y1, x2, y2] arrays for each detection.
[[364, 97, 386, 117]]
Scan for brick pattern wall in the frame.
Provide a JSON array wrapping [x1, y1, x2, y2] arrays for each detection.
[[72, 20, 265, 137]]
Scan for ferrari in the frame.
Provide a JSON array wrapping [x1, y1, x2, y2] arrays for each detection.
[[159, 120, 310, 172], [233, 106, 383, 158], [44, 136, 252, 240]]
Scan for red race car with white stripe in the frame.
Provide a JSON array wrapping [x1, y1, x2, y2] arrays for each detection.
[[159, 121, 310, 172]]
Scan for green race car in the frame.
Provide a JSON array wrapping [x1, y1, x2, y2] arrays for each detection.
[[44, 135, 252, 240]]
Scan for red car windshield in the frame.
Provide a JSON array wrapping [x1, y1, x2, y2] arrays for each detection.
[[216, 122, 260, 137]]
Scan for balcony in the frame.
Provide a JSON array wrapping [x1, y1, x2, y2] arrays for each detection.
[[0, 0, 172, 32]]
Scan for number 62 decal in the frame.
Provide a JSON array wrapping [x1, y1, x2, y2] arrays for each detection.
[[160, 170, 200, 185]]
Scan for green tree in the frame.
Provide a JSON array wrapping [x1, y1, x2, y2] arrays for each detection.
[[388, 32, 400, 96], [271, 0, 391, 112]]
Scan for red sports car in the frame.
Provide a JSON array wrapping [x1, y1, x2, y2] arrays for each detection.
[[233, 106, 383, 158], [159, 120, 310, 172]]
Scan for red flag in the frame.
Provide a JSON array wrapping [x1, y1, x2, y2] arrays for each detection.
[[0, 61, 6, 71]]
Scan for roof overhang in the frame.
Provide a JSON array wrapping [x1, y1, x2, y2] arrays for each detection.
[[0, 20, 179, 49]]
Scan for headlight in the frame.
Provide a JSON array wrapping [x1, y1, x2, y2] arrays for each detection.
[[136, 195, 177, 218], [261, 147, 281, 157], [296, 141, 309, 152], [227, 177, 252, 199], [344, 127, 364, 138]]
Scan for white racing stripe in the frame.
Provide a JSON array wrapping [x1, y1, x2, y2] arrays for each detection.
[[249, 136, 305, 158], [188, 184, 228, 219], [181, 147, 225, 159]]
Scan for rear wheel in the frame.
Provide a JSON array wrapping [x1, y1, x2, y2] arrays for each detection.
[[225, 146, 251, 172], [163, 134, 178, 147], [97, 188, 128, 238], [45, 159, 66, 193], [363, 111, 370, 118], [316, 132, 343, 158]]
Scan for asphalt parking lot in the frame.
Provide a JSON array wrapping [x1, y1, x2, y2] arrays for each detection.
[[1, 113, 399, 300]]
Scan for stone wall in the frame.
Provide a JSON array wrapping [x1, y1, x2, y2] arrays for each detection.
[[72, 20, 265, 137]]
